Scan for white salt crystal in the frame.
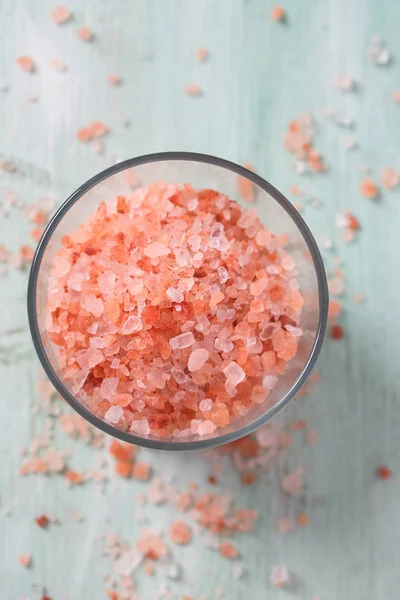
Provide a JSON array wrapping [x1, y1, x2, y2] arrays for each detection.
[[169, 332, 195, 350], [223, 361, 245, 387], [105, 405, 123, 424]]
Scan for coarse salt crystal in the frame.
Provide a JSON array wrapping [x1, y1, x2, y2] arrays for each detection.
[[215, 338, 234, 353], [120, 315, 143, 334], [197, 420, 217, 436], [271, 564, 289, 588], [144, 241, 170, 258], [98, 271, 116, 294], [169, 332, 195, 350], [166, 286, 184, 303], [100, 377, 119, 399], [130, 419, 151, 436], [105, 405, 123, 424], [199, 398, 212, 411], [223, 362, 245, 387], [263, 375, 278, 390], [281, 471, 303, 495], [82, 295, 104, 317], [217, 266, 229, 284], [188, 348, 209, 372]]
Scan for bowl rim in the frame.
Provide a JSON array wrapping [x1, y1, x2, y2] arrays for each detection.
[[27, 151, 329, 451]]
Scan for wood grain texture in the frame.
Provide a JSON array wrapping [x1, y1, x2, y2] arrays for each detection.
[[1, 0, 400, 599]]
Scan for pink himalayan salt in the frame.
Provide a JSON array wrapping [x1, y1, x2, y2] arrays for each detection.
[[281, 470, 303, 495], [144, 241, 170, 258], [105, 405, 123, 424], [271, 564, 290, 588], [199, 398, 212, 411], [223, 361, 245, 387], [169, 332, 195, 350], [46, 183, 302, 438], [120, 315, 143, 334], [188, 348, 209, 372]]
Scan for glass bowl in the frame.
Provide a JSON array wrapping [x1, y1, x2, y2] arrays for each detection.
[[27, 152, 328, 451]]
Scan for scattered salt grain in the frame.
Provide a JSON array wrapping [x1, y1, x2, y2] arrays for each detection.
[[281, 471, 303, 495], [271, 564, 290, 588], [368, 36, 391, 66]]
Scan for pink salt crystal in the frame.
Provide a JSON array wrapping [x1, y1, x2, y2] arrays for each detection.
[[98, 271, 116, 294], [282, 255, 295, 271], [215, 338, 234, 353], [53, 254, 71, 276], [197, 420, 217, 436], [210, 290, 224, 308], [115, 393, 133, 407], [105, 405, 123, 424], [263, 375, 278, 390], [209, 223, 228, 251], [130, 419, 150, 436], [281, 471, 303, 495], [128, 278, 144, 295], [82, 295, 104, 317], [68, 271, 86, 291], [217, 266, 229, 284], [169, 332, 195, 350], [199, 398, 212, 411], [250, 278, 268, 296], [284, 325, 303, 337], [120, 315, 143, 334], [144, 241, 170, 258], [18, 554, 32, 568], [271, 564, 290, 588], [223, 362, 245, 387], [188, 348, 209, 372], [78, 348, 103, 369], [166, 287, 184, 303], [277, 518, 295, 533], [100, 377, 119, 399], [255, 229, 271, 247], [89, 336, 107, 349], [307, 429, 318, 445]]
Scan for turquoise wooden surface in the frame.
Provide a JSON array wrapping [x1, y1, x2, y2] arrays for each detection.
[[1, 1, 400, 598]]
